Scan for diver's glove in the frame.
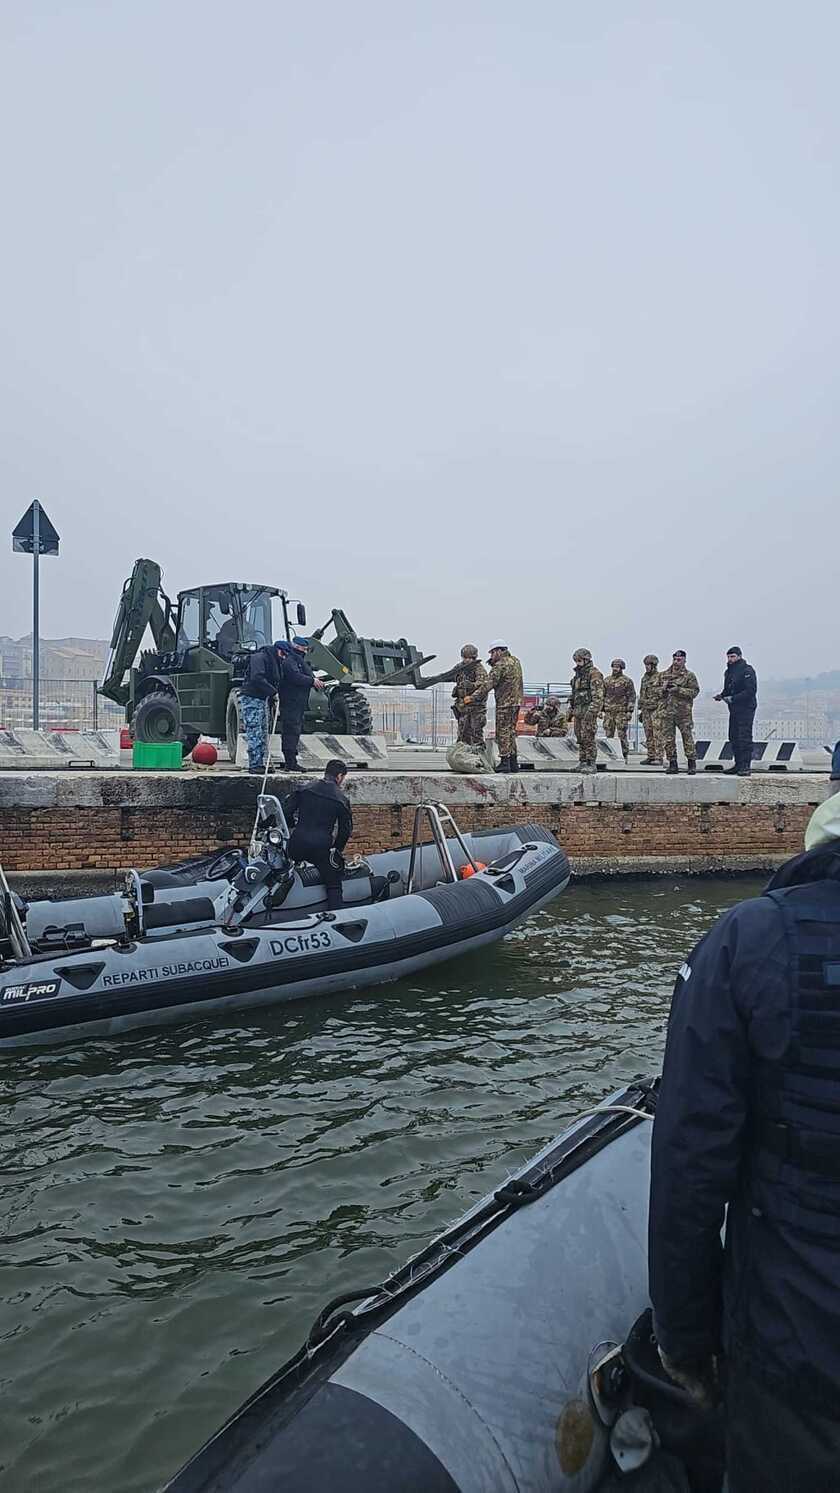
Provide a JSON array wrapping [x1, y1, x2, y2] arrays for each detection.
[[329, 849, 345, 872]]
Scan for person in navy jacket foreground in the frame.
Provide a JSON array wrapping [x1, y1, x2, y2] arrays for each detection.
[[650, 743, 840, 1492]]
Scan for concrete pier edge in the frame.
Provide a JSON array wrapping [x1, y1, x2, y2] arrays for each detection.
[[0, 767, 830, 888]]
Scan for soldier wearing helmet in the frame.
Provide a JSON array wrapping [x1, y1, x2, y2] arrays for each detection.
[[639, 655, 663, 766], [418, 643, 488, 747], [523, 694, 568, 739], [569, 649, 604, 772], [465, 641, 524, 773], [603, 658, 636, 762]]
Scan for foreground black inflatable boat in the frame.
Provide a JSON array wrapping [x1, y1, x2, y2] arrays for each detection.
[[164, 1080, 711, 1493], [0, 799, 570, 1047]]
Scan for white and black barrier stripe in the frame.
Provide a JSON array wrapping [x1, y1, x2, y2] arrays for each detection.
[[0, 727, 120, 770], [236, 733, 390, 770], [677, 739, 806, 772], [513, 733, 627, 771]]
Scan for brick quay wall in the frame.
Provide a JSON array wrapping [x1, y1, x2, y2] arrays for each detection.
[[0, 769, 831, 892]]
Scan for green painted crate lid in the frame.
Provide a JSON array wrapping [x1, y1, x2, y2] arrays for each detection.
[[132, 740, 183, 770]]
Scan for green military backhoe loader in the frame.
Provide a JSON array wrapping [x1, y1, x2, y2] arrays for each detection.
[[99, 560, 434, 761]]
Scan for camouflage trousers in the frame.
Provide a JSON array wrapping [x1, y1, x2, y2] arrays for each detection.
[[240, 694, 269, 771], [602, 708, 631, 758], [453, 703, 486, 746], [640, 708, 662, 763], [661, 703, 696, 761], [573, 708, 599, 766], [495, 706, 519, 757]]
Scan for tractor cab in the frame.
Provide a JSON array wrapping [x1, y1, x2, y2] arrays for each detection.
[[174, 583, 284, 662]]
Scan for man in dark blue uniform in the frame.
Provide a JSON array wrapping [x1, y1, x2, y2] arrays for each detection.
[[650, 762, 840, 1491], [276, 637, 324, 771], [714, 646, 757, 776]]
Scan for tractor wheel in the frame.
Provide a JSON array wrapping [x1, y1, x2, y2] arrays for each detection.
[[328, 685, 373, 736], [133, 691, 182, 744], [225, 691, 241, 764]]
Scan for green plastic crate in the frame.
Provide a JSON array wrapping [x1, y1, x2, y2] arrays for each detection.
[[132, 740, 183, 770]]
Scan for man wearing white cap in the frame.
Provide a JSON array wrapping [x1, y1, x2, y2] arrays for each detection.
[[464, 641, 524, 773]]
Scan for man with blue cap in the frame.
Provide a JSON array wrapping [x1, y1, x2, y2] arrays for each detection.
[[276, 637, 324, 771], [239, 640, 285, 773]]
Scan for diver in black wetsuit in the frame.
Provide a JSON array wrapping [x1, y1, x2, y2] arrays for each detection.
[[282, 759, 353, 909]]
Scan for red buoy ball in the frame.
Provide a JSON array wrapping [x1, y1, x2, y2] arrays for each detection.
[[191, 740, 218, 766]]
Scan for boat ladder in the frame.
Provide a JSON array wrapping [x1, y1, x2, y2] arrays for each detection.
[[406, 802, 480, 894]]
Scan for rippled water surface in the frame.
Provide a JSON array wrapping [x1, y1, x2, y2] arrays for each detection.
[[0, 876, 763, 1491]]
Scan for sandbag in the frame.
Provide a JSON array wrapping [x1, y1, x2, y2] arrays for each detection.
[[446, 739, 497, 774]]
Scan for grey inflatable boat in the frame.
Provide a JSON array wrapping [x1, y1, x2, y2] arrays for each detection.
[[0, 800, 569, 1048], [165, 1078, 713, 1493]]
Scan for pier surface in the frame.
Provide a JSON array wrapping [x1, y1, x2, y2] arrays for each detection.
[[0, 768, 832, 891]]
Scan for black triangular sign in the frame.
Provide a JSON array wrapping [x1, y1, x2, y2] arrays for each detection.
[[12, 502, 60, 556]]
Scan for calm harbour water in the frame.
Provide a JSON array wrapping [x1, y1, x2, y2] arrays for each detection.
[[0, 876, 763, 1492]]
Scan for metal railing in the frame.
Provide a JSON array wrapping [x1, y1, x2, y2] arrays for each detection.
[[0, 679, 124, 733]]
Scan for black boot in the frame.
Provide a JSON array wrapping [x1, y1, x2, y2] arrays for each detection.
[[687, 758, 697, 775], [509, 751, 520, 773], [722, 765, 739, 775], [495, 756, 511, 774], [666, 759, 679, 775]]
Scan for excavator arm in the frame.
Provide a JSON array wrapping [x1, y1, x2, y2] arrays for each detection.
[[99, 559, 177, 706]]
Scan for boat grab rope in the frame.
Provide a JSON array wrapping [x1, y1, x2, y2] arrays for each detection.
[[307, 1286, 394, 1349], [493, 1097, 656, 1209]]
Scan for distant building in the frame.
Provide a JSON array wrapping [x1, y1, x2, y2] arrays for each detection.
[[0, 634, 108, 684]]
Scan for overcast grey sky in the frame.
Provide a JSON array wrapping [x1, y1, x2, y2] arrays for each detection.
[[1, 2, 837, 688]]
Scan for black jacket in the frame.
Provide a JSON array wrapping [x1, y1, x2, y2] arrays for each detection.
[[240, 646, 281, 701], [279, 651, 316, 705], [282, 779, 353, 853], [649, 844, 840, 1409], [722, 658, 757, 711]]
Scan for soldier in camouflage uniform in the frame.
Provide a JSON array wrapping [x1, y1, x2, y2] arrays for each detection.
[[523, 695, 568, 738], [569, 648, 605, 772], [421, 644, 488, 746], [465, 640, 524, 773], [660, 649, 700, 774], [602, 659, 636, 762], [638, 654, 663, 765]]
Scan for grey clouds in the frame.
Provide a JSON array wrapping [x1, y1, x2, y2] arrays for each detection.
[[1, 2, 837, 689]]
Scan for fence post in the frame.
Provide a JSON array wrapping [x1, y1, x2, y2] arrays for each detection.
[[92, 680, 98, 730]]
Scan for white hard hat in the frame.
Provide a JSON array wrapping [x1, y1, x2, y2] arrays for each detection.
[[488, 639, 508, 651]]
